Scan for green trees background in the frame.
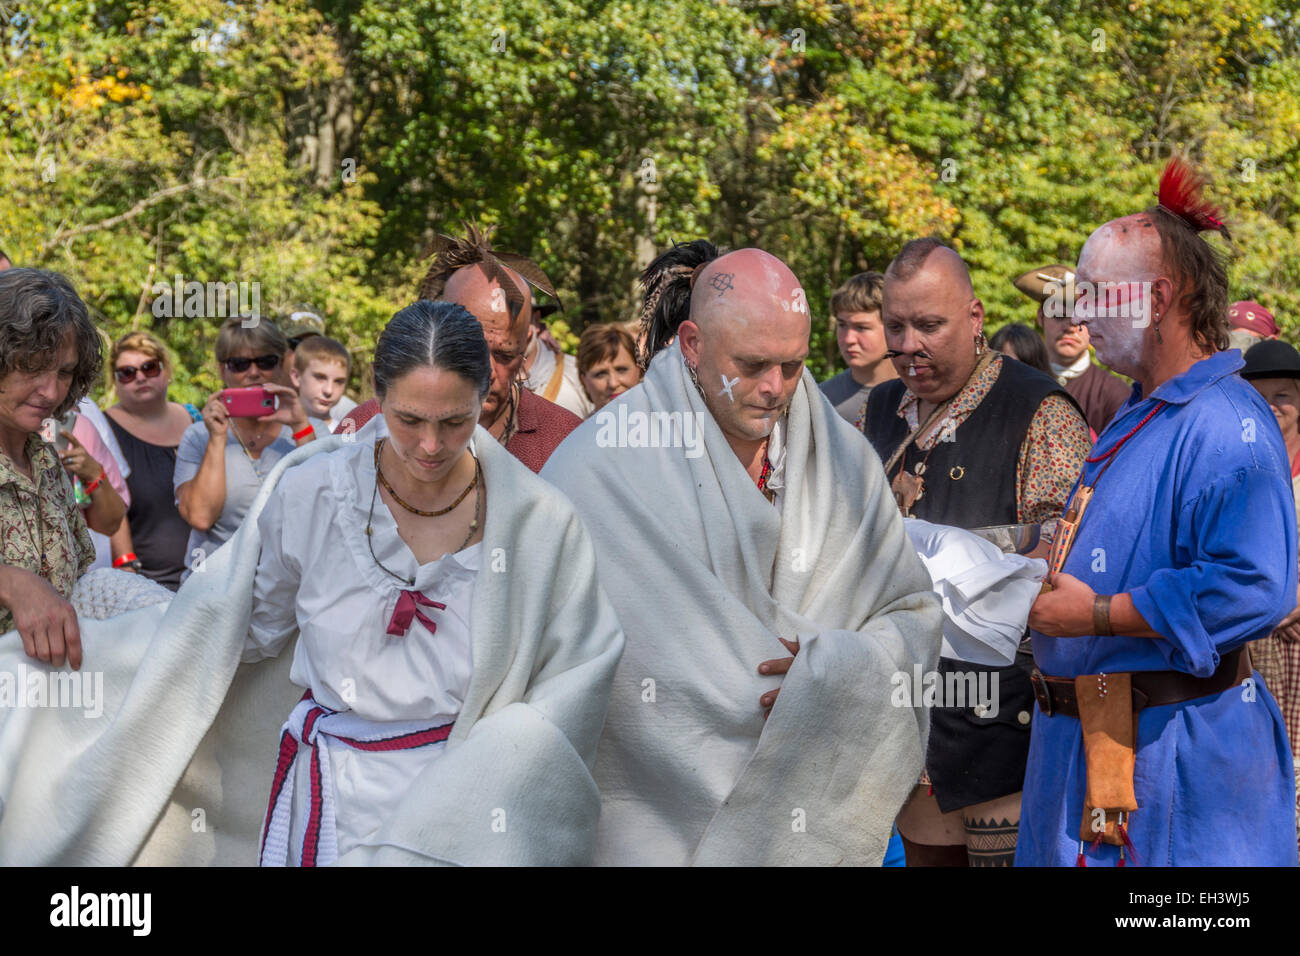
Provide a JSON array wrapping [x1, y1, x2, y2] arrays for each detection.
[[3, 0, 1299, 403]]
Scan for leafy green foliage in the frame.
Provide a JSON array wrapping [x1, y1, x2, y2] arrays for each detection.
[[3, 0, 1298, 394]]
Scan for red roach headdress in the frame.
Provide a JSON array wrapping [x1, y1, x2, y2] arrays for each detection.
[[1155, 156, 1230, 240]]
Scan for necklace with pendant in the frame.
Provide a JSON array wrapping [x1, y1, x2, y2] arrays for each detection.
[[883, 351, 994, 516], [15, 453, 53, 577], [366, 444, 483, 586], [230, 421, 269, 482], [495, 381, 520, 447], [885, 407, 953, 517]]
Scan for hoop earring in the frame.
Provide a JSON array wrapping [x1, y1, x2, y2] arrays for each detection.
[[684, 354, 704, 395]]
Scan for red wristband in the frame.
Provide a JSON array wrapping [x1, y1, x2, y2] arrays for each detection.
[[83, 469, 107, 495], [292, 424, 315, 442], [113, 553, 138, 569]]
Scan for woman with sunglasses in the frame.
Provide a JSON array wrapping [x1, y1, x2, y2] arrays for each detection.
[[104, 331, 203, 589], [175, 317, 315, 579]]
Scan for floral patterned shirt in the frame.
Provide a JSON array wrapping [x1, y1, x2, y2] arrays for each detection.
[[895, 352, 1091, 525], [0, 433, 95, 633]]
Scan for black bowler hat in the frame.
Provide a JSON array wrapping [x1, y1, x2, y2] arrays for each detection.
[[1242, 339, 1300, 380]]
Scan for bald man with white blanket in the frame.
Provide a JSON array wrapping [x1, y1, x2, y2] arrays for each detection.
[[542, 248, 943, 865]]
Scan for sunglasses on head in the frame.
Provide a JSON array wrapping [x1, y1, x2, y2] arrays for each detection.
[[114, 360, 164, 383], [223, 354, 281, 373]]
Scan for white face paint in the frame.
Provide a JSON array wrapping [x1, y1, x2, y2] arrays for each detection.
[[1074, 224, 1156, 376]]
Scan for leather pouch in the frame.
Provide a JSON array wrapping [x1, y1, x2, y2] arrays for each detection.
[[1075, 672, 1138, 845]]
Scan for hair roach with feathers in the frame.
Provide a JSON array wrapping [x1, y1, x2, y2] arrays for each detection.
[[637, 238, 722, 370], [417, 222, 560, 320], [1144, 156, 1233, 354], [1155, 156, 1230, 241]]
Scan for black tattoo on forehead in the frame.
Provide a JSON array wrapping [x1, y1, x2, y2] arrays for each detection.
[[708, 272, 735, 297]]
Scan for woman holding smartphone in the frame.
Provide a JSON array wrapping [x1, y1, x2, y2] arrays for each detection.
[[174, 317, 316, 578]]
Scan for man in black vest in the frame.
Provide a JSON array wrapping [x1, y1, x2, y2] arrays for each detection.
[[863, 238, 1091, 866]]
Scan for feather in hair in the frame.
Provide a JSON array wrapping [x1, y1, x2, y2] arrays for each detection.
[[417, 222, 561, 314], [1156, 156, 1227, 235]]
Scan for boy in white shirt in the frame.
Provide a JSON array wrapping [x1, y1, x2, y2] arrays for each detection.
[[291, 336, 352, 435]]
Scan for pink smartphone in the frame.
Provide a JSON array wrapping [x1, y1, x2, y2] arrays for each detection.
[[220, 387, 277, 418]]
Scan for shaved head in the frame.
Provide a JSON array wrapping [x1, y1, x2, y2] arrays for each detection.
[[690, 249, 810, 333], [441, 263, 533, 421], [881, 240, 985, 404], [886, 239, 974, 298], [1074, 213, 1167, 377], [1078, 214, 1162, 285], [442, 263, 532, 333], [678, 248, 810, 445]]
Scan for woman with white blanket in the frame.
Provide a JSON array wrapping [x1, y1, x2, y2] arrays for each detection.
[[0, 302, 621, 866], [243, 300, 624, 866]]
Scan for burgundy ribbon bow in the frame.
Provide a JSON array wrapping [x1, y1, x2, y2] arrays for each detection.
[[387, 590, 448, 637]]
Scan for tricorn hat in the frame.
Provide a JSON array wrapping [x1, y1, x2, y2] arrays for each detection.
[[1013, 264, 1075, 306]]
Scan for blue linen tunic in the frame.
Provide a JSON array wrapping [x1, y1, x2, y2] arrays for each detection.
[[1018, 350, 1300, 866]]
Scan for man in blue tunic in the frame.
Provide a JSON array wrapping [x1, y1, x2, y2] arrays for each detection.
[[1021, 158, 1300, 866]]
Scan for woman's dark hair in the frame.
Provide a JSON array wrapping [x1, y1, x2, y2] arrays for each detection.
[[637, 239, 721, 369], [372, 300, 491, 400], [0, 268, 102, 417], [989, 323, 1053, 376]]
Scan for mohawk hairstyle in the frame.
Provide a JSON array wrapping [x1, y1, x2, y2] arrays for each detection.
[[1145, 156, 1232, 353], [417, 222, 559, 322], [1155, 155, 1230, 241], [637, 238, 721, 370]]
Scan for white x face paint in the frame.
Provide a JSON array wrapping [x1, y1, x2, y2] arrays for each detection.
[[719, 374, 740, 401]]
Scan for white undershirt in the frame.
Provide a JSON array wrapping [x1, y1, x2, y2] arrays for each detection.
[[765, 415, 787, 514], [1050, 352, 1091, 385], [526, 339, 594, 418]]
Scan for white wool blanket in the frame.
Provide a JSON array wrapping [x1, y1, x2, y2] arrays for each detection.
[[542, 342, 943, 866], [0, 428, 623, 866]]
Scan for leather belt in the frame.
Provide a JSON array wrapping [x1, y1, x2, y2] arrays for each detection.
[[1031, 647, 1252, 718]]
